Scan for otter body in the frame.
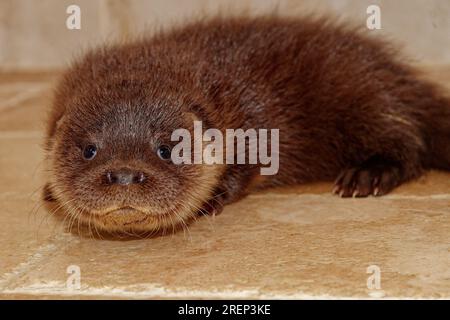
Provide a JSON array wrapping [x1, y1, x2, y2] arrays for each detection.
[[45, 16, 450, 235]]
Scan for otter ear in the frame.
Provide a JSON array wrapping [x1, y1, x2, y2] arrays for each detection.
[[186, 104, 214, 128], [183, 103, 204, 127], [185, 111, 201, 123], [45, 113, 66, 151], [55, 114, 66, 131], [47, 113, 66, 143]]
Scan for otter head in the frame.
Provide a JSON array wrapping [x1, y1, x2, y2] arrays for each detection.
[[46, 74, 223, 236]]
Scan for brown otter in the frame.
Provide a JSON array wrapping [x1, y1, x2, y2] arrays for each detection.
[[44, 15, 450, 236]]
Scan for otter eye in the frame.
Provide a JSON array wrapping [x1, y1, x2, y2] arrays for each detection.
[[157, 145, 172, 160], [82, 144, 97, 160]]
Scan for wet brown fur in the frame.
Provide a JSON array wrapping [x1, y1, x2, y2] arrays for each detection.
[[45, 14, 450, 235]]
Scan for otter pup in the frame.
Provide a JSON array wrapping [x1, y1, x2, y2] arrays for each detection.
[[44, 15, 450, 235]]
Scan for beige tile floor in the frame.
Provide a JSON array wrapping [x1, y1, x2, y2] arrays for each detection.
[[0, 68, 449, 299]]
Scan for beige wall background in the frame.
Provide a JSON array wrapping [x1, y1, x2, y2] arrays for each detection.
[[0, 0, 449, 70]]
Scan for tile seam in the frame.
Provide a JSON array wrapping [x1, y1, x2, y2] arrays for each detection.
[[0, 234, 78, 291], [0, 84, 51, 112]]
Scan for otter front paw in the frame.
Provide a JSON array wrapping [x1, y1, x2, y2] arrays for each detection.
[[333, 163, 402, 198], [201, 194, 225, 217]]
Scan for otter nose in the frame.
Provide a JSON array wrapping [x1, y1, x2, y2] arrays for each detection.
[[105, 169, 146, 185]]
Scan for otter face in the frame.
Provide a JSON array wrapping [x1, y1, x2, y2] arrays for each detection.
[[47, 101, 221, 236]]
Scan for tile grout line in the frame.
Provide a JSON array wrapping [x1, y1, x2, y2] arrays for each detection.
[[0, 84, 52, 112], [0, 233, 78, 291], [2, 282, 447, 299], [248, 193, 450, 200], [0, 131, 43, 139], [0, 81, 54, 94], [2, 192, 450, 202]]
